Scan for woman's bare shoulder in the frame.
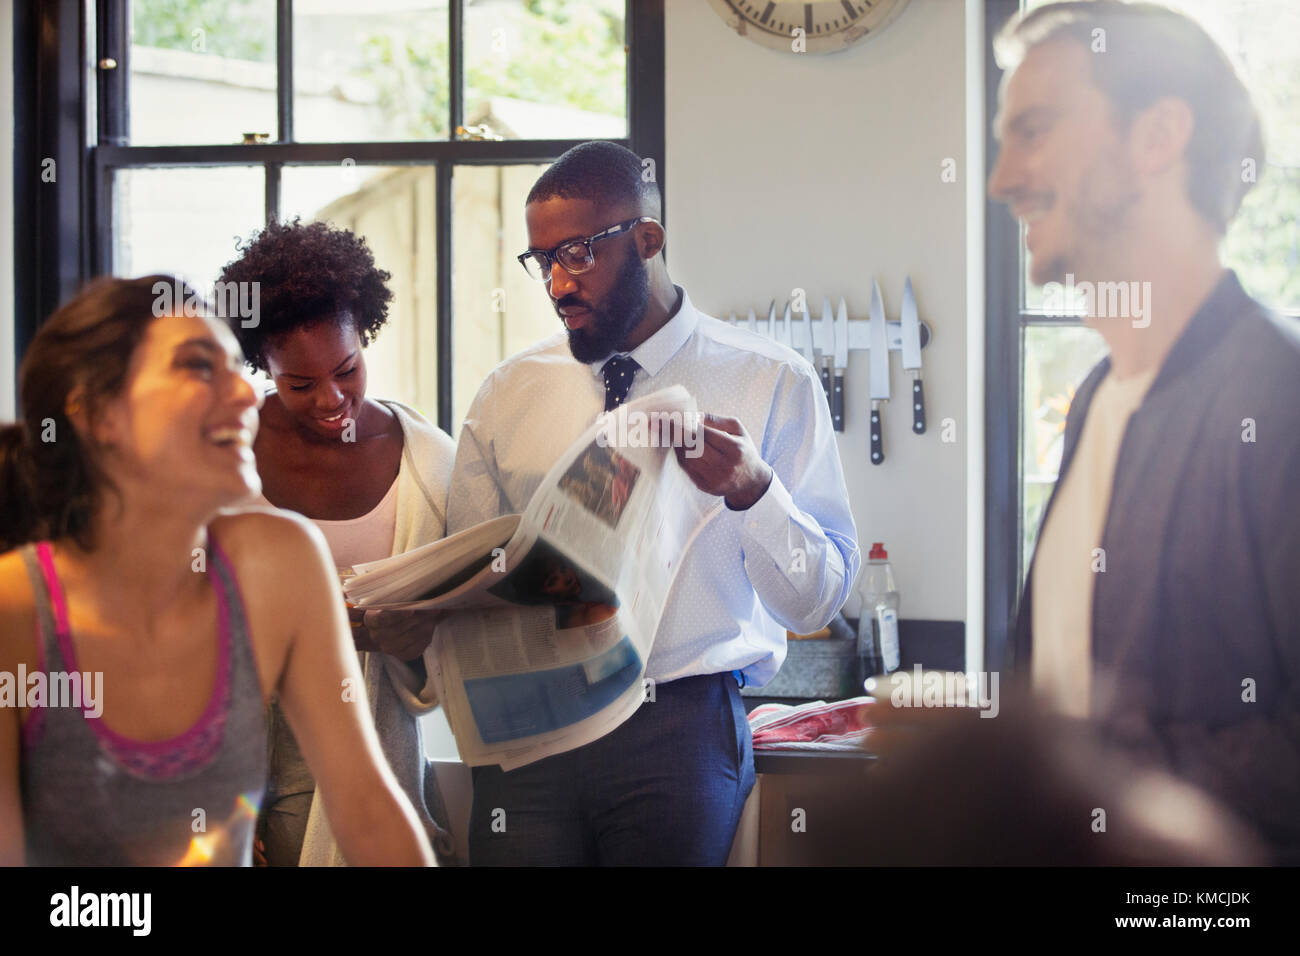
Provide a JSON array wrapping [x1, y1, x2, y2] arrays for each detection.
[[207, 510, 336, 680], [0, 550, 38, 665], [209, 507, 329, 573], [0, 549, 33, 608]]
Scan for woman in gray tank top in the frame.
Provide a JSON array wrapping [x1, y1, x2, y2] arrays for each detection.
[[0, 276, 433, 867]]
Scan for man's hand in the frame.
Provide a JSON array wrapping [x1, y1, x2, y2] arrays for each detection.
[[674, 412, 773, 510], [349, 607, 439, 661]]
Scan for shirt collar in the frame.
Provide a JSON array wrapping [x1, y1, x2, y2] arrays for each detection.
[[1108, 268, 1259, 399], [587, 285, 699, 379], [1150, 269, 1254, 385]]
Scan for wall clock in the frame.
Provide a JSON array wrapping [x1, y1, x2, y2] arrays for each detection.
[[705, 0, 912, 55]]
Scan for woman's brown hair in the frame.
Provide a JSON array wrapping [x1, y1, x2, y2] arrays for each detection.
[[0, 275, 204, 552]]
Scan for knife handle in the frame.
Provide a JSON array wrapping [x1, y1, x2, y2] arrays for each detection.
[[870, 403, 884, 465], [911, 375, 926, 434], [831, 372, 845, 432], [820, 362, 833, 411]]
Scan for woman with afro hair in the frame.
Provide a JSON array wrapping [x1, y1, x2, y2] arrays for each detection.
[[219, 218, 458, 866]]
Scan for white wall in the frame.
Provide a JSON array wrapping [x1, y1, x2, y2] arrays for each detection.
[[1, 5, 14, 422], [665, 0, 969, 624]]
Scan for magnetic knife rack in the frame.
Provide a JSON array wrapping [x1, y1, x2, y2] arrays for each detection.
[[725, 310, 933, 355], [727, 296, 934, 459]]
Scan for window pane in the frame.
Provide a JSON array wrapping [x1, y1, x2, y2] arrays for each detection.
[[280, 164, 439, 418], [1183, 0, 1300, 311], [113, 166, 265, 291], [1020, 325, 1109, 584], [294, 0, 451, 142], [129, 0, 276, 145], [451, 163, 555, 428], [463, 0, 627, 141]]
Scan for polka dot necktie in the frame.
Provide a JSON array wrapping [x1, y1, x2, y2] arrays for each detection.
[[601, 355, 640, 412]]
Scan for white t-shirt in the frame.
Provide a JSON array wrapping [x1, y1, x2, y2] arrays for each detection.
[[1031, 365, 1157, 718]]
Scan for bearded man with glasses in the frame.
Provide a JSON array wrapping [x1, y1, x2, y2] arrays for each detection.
[[445, 141, 860, 866]]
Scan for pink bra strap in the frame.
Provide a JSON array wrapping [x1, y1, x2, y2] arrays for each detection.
[[34, 543, 78, 676], [19, 545, 57, 750]]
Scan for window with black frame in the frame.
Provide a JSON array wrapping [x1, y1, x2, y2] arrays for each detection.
[[983, 0, 1300, 669], [91, 0, 661, 432]]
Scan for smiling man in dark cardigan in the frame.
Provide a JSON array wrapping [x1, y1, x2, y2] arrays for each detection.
[[990, 1, 1300, 863]]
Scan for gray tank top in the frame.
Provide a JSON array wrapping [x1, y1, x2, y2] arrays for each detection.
[[19, 534, 268, 866]]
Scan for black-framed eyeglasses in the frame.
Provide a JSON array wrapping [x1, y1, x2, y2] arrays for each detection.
[[517, 217, 659, 281]]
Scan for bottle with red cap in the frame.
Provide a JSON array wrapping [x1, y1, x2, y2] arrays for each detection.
[[856, 542, 901, 687]]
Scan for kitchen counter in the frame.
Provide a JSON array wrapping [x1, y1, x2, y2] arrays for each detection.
[[743, 695, 876, 774], [753, 749, 875, 775]]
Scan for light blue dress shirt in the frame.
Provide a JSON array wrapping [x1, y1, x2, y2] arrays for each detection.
[[447, 286, 861, 687]]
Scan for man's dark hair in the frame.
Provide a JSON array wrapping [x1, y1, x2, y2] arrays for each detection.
[[994, 0, 1264, 234], [218, 218, 393, 372], [527, 141, 663, 221]]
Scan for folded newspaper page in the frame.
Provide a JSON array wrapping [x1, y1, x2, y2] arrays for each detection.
[[342, 386, 722, 770]]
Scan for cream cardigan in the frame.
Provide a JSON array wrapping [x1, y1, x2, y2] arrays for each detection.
[[298, 399, 457, 866]]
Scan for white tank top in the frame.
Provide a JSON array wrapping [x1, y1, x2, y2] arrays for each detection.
[[310, 476, 400, 570]]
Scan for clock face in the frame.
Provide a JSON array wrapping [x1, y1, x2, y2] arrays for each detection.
[[706, 0, 911, 55]]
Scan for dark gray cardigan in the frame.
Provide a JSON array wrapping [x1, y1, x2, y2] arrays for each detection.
[[1012, 270, 1300, 863]]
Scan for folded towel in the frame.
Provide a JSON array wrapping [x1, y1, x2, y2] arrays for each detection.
[[748, 697, 875, 751]]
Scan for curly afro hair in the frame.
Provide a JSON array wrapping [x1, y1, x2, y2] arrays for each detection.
[[218, 218, 393, 371]]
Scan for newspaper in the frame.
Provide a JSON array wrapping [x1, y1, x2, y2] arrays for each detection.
[[342, 387, 721, 770]]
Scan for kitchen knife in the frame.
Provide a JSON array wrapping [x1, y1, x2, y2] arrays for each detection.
[[868, 279, 890, 465], [766, 299, 777, 341], [744, 307, 757, 333], [799, 299, 817, 368], [900, 276, 926, 434], [818, 296, 834, 413], [780, 301, 793, 349], [834, 297, 849, 433]]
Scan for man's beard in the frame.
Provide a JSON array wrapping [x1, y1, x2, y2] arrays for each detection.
[[561, 249, 651, 364], [1034, 150, 1140, 285]]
